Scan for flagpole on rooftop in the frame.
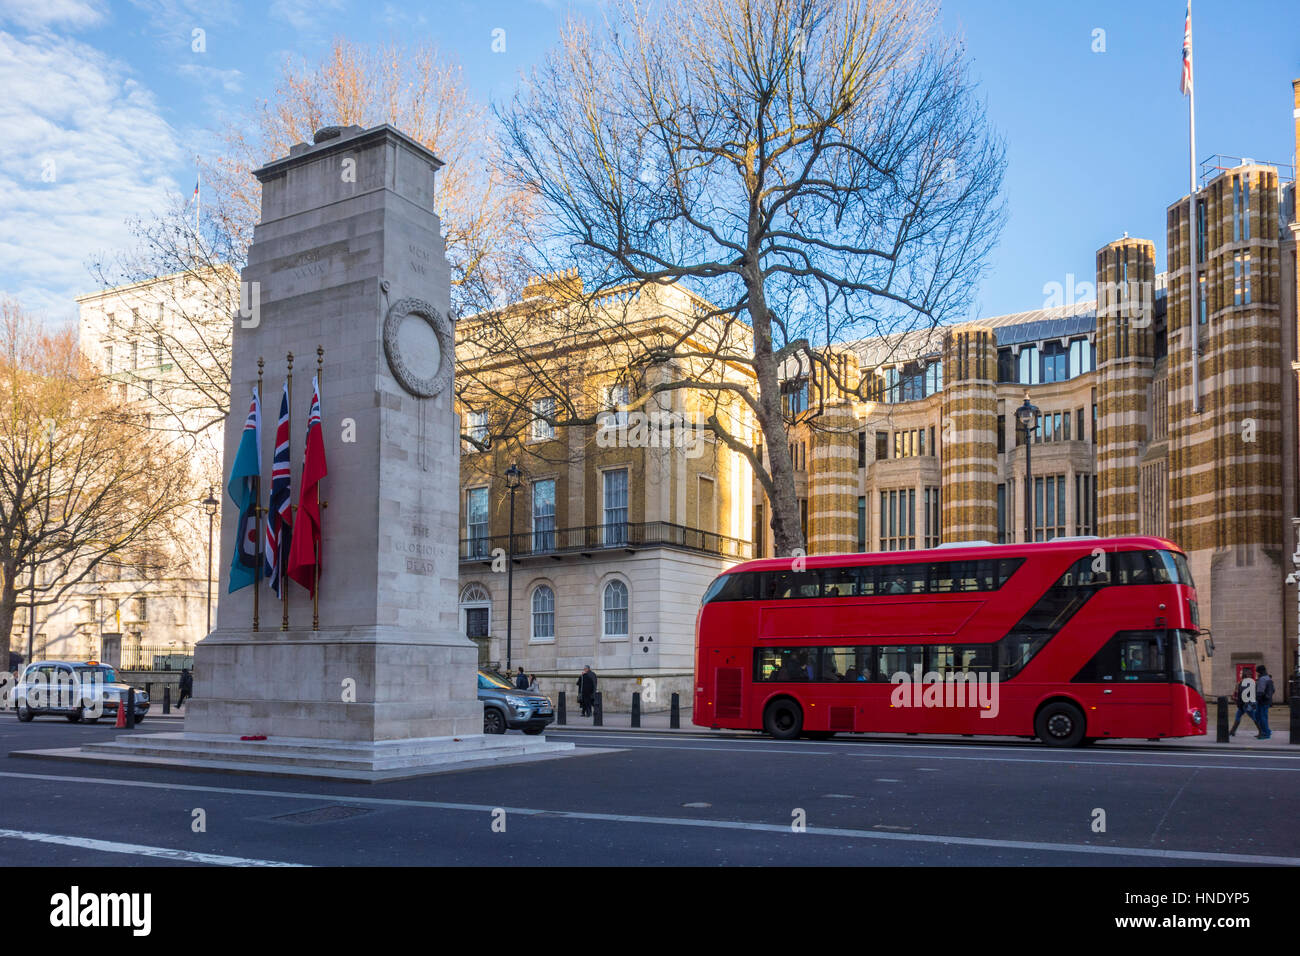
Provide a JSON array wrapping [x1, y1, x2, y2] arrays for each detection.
[[1184, 1, 1201, 413], [283, 352, 294, 631]]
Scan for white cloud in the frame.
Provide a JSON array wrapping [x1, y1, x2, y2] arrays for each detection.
[[0, 30, 184, 322], [174, 62, 243, 93], [269, 0, 343, 34], [0, 0, 107, 31]]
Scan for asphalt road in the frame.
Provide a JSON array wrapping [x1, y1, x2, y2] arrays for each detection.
[[1, 717, 1297, 867]]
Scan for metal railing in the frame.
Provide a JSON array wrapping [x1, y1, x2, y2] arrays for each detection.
[[461, 521, 752, 562], [118, 645, 194, 671]]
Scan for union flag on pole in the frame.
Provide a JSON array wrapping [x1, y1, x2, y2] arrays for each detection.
[[1180, 1, 1193, 96], [287, 376, 327, 596], [263, 381, 293, 597]]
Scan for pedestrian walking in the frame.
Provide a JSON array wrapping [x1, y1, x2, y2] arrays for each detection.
[[514, 666, 529, 690], [577, 665, 597, 717], [1255, 665, 1275, 739], [527, 673, 540, 692], [1230, 672, 1257, 736], [176, 668, 193, 709]]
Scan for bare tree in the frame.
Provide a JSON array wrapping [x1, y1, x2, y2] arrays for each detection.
[[493, 0, 1005, 555], [209, 36, 534, 316], [0, 299, 192, 665]]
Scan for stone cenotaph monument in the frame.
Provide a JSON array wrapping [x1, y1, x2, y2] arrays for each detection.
[[63, 125, 574, 779]]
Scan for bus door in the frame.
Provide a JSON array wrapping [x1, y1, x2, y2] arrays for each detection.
[[1084, 629, 1178, 737]]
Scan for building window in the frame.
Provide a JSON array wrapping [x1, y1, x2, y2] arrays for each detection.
[[996, 484, 1008, 544], [1076, 474, 1096, 536], [531, 586, 555, 641], [997, 348, 1015, 383], [753, 503, 765, 557], [799, 498, 808, 542], [104, 344, 113, 373], [532, 479, 556, 552], [460, 583, 491, 639], [923, 487, 940, 549], [602, 580, 629, 639], [892, 429, 927, 458], [875, 431, 888, 461], [1018, 345, 1040, 385], [605, 384, 630, 426], [465, 409, 488, 449], [1041, 342, 1068, 383], [1198, 272, 1208, 323], [996, 415, 1006, 454], [1077, 408, 1085, 442], [1068, 337, 1093, 378], [135, 597, 147, 621], [857, 497, 867, 552], [467, 487, 489, 557], [781, 379, 809, 417], [857, 431, 866, 468], [530, 397, 556, 441], [603, 469, 628, 545], [1033, 475, 1066, 541], [880, 489, 916, 551]]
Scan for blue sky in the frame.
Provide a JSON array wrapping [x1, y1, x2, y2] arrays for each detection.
[[1, 0, 1296, 324]]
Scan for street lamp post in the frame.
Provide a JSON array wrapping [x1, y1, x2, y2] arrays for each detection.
[[1016, 394, 1040, 543], [26, 557, 36, 665], [203, 488, 218, 635], [504, 463, 522, 674]]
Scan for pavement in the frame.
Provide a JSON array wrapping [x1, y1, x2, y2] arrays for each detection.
[[144, 702, 1296, 751], [544, 706, 1294, 751]]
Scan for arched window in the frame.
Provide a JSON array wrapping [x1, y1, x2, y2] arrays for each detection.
[[603, 580, 629, 638], [531, 586, 555, 641], [459, 583, 491, 639]]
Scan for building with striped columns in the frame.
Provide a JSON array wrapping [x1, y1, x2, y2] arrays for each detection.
[[766, 79, 1300, 696]]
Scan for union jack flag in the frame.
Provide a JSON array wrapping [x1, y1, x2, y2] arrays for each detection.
[[264, 380, 293, 597], [1180, 2, 1193, 96]]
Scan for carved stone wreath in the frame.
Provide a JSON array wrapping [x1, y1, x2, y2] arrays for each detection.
[[383, 297, 453, 398]]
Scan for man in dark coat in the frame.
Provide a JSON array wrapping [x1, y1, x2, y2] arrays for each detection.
[[177, 668, 193, 708], [514, 666, 529, 690], [577, 665, 597, 717]]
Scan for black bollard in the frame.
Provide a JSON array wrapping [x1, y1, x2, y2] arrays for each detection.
[[593, 691, 603, 726], [631, 691, 641, 728], [1216, 695, 1229, 742], [163, 686, 171, 715], [670, 692, 680, 729], [557, 691, 566, 725], [125, 688, 136, 730]]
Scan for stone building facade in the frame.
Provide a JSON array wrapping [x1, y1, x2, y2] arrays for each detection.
[[455, 276, 756, 710], [12, 272, 228, 667], [767, 80, 1300, 697]]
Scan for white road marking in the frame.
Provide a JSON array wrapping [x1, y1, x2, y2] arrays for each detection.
[[0, 828, 305, 867], [553, 731, 1300, 760], [554, 736, 1300, 771], [0, 770, 1292, 865]]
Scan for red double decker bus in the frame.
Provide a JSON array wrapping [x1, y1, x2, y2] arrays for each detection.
[[693, 536, 1206, 746]]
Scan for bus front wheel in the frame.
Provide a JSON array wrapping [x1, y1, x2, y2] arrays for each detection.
[[764, 699, 803, 741], [1035, 701, 1086, 748]]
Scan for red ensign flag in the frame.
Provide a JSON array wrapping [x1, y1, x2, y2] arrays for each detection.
[[287, 375, 327, 596]]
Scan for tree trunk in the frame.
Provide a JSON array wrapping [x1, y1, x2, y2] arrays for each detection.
[[0, 569, 17, 668], [745, 276, 804, 557]]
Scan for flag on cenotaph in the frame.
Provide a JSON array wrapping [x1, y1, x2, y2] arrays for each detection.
[[227, 386, 262, 592], [287, 375, 327, 596]]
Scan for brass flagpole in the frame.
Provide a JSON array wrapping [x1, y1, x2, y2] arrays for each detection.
[[253, 356, 264, 632], [282, 351, 293, 631], [314, 345, 324, 631]]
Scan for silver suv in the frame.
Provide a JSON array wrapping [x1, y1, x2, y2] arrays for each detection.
[[14, 661, 150, 723]]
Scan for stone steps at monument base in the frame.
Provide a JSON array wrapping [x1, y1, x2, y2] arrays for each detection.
[[76, 732, 572, 772]]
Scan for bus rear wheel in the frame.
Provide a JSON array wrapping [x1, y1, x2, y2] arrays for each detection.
[[763, 699, 803, 741], [1035, 701, 1086, 748]]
